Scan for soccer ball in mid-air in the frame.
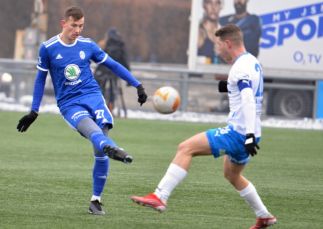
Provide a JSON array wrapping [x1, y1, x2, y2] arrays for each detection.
[[152, 86, 181, 114]]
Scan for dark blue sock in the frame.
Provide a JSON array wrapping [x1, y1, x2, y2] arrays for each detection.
[[93, 155, 109, 196], [90, 131, 117, 152]]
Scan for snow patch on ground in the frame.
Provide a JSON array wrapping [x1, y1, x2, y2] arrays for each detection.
[[1, 101, 322, 130]]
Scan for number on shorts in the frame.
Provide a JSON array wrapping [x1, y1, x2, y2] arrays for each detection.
[[95, 109, 105, 120]]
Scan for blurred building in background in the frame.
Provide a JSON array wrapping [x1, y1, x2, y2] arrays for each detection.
[[0, 0, 322, 119], [0, 0, 190, 63]]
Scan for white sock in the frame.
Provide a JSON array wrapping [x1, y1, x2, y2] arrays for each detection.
[[239, 182, 270, 217], [91, 195, 101, 202], [154, 163, 187, 202]]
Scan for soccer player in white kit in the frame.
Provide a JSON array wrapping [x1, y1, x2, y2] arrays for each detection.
[[131, 24, 277, 229]]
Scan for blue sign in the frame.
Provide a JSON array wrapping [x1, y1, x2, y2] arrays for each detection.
[[260, 2, 323, 48]]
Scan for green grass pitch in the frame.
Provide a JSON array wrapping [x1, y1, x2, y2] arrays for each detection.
[[0, 111, 323, 228]]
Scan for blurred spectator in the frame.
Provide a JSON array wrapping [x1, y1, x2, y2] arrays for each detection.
[[220, 0, 261, 57], [198, 0, 224, 64], [94, 28, 130, 111]]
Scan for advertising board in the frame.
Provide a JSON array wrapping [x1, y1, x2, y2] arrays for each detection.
[[189, 0, 323, 72]]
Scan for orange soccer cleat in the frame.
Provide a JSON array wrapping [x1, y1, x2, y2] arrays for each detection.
[[131, 193, 166, 212], [249, 215, 277, 229]]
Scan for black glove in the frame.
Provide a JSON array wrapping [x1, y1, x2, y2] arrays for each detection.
[[136, 84, 147, 106], [218, 80, 228, 93], [17, 111, 38, 132], [245, 133, 260, 156]]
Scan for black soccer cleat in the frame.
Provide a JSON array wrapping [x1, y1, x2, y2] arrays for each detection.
[[103, 145, 133, 164], [88, 200, 105, 215]]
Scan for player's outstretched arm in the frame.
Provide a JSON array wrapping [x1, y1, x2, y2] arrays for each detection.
[[17, 70, 47, 132], [103, 57, 147, 105], [103, 57, 140, 86]]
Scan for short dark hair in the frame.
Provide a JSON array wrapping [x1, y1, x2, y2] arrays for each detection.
[[64, 6, 84, 20], [215, 24, 243, 45]]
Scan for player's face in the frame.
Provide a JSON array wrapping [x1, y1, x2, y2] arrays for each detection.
[[61, 16, 84, 43], [204, 0, 222, 22], [215, 37, 232, 64]]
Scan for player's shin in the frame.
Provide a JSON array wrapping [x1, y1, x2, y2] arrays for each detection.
[[238, 182, 270, 217], [92, 155, 109, 200], [154, 163, 187, 202]]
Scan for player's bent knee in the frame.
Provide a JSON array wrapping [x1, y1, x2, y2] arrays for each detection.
[[77, 117, 102, 139], [176, 142, 195, 158]]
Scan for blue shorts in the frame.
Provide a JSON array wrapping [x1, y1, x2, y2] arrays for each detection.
[[60, 95, 113, 130], [206, 126, 260, 165]]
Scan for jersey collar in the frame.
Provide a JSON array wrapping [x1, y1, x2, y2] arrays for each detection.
[[57, 34, 78, 47]]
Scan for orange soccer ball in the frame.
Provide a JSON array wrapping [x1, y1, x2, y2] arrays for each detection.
[[152, 86, 181, 114]]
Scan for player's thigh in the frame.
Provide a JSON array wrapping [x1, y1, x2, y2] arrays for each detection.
[[206, 126, 248, 160], [61, 105, 92, 129], [86, 95, 114, 129], [178, 132, 212, 156]]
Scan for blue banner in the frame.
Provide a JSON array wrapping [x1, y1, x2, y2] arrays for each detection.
[[260, 2, 323, 25]]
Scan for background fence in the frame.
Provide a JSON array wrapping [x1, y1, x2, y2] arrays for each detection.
[[1, 58, 321, 119]]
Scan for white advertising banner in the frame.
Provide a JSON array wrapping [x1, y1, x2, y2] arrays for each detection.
[[190, 0, 323, 72]]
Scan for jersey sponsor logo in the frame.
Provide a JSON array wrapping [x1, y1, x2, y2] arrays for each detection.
[[64, 79, 82, 86], [56, 54, 63, 59], [79, 51, 85, 60], [64, 64, 81, 81]]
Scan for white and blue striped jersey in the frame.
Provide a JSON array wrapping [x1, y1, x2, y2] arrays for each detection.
[[227, 52, 264, 137], [37, 35, 107, 108]]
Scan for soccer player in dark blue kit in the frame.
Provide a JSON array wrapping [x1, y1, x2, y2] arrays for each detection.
[[16, 6, 147, 215], [220, 0, 261, 57]]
